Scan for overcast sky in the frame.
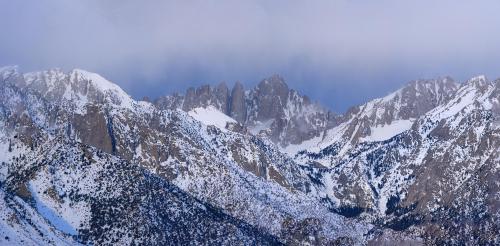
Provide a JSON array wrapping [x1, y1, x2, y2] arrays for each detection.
[[1, 0, 500, 112]]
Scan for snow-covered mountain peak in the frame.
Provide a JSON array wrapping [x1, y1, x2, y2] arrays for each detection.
[[1, 66, 499, 244], [69, 69, 131, 99], [286, 76, 461, 160], [467, 74, 487, 83], [0, 65, 20, 80], [342, 77, 458, 128], [427, 74, 497, 120], [464, 74, 491, 92], [260, 74, 285, 85], [18, 68, 136, 111], [69, 69, 135, 108], [0, 66, 25, 89], [459, 75, 494, 98], [24, 68, 66, 87], [408, 76, 456, 92]]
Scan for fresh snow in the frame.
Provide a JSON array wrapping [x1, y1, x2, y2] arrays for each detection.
[[72, 69, 124, 95], [0, 190, 79, 245], [28, 171, 89, 236], [188, 106, 237, 131], [29, 182, 78, 235], [71, 69, 135, 109], [0, 135, 30, 182], [0, 65, 19, 80], [429, 78, 495, 120], [249, 119, 274, 134], [283, 120, 350, 157], [361, 119, 414, 142]]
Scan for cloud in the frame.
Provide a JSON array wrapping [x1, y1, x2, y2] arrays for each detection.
[[1, 0, 500, 111]]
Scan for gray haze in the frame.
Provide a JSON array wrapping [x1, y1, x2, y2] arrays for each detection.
[[1, 0, 500, 112]]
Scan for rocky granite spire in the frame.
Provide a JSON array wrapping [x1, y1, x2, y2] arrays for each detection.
[[179, 83, 230, 114], [250, 74, 290, 121], [215, 82, 230, 114], [229, 81, 247, 122], [155, 74, 336, 146]]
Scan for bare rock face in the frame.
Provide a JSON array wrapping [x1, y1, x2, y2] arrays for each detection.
[[249, 74, 290, 121], [154, 92, 184, 109], [229, 81, 247, 122], [245, 76, 336, 146], [155, 74, 336, 146], [215, 82, 230, 113], [181, 82, 230, 113], [391, 77, 458, 121]]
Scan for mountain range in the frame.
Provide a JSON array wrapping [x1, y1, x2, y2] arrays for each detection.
[[0, 65, 498, 245]]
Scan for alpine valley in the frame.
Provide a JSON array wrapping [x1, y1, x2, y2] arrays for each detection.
[[0, 66, 499, 245]]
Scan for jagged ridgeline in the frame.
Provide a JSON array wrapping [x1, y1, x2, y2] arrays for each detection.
[[0, 66, 499, 245], [154, 74, 337, 147]]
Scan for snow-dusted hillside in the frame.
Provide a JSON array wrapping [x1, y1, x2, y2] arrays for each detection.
[[292, 76, 500, 244], [188, 106, 237, 131], [0, 66, 372, 245], [1, 66, 499, 245]]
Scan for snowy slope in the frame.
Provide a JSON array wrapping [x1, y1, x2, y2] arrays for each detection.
[[292, 76, 500, 244], [188, 106, 237, 131], [287, 77, 458, 164], [0, 66, 373, 245], [1, 66, 498, 245], [361, 119, 414, 142]]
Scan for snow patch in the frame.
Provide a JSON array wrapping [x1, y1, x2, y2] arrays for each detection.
[[188, 106, 236, 131], [28, 182, 79, 235], [71, 69, 135, 109], [361, 119, 414, 142], [249, 119, 274, 135], [28, 170, 90, 236], [0, 65, 19, 80]]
